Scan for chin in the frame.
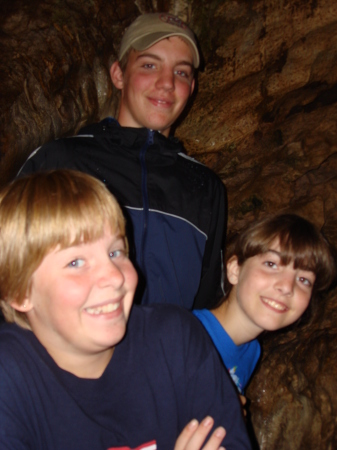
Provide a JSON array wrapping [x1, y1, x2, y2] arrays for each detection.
[[148, 123, 170, 132]]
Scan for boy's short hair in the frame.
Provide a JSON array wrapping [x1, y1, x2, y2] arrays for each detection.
[[0, 170, 126, 328], [118, 13, 200, 68], [224, 213, 335, 297], [118, 48, 132, 73]]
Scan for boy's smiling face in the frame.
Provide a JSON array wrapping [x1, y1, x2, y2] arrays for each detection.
[[19, 226, 138, 377], [111, 36, 195, 137], [226, 240, 316, 341]]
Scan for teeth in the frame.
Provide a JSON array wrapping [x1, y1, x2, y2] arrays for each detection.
[[85, 302, 120, 315], [262, 298, 287, 311]]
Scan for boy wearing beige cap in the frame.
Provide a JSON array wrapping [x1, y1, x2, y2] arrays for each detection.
[[111, 13, 198, 137], [18, 13, 227, 311]]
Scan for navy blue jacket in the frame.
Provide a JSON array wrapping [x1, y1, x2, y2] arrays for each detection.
[[18, 119, 226, 309]]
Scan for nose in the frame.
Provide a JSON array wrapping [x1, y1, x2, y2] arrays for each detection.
[[96, 260, 125, 289], [274, 272, 296, 296], [155, 68, 175, 91]]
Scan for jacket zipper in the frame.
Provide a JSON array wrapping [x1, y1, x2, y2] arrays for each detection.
[[139, 129, 154, 270]]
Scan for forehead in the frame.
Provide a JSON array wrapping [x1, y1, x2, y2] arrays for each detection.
[[36, 226, 123, 267], [267, 239, 281, 252], [256, 239, 292, 262], [130, 36, 194, 65], [254, 239, 316, 272]]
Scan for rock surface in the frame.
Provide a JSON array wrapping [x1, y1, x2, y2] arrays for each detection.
[[1, 0, 337, 448], [0, 0, 139, 181], [247, 285, 337, 449], [177, 0, 337, 244]]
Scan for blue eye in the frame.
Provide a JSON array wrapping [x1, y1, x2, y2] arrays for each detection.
[[174, 70, 190, 78], [109, 250, 125, 259], [68, 259, 85, 268]]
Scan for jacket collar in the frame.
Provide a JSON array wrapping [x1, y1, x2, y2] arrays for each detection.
[[79, 118, 183, 157]]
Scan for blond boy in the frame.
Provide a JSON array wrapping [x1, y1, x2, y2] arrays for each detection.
[[0, 170, 249, 450]]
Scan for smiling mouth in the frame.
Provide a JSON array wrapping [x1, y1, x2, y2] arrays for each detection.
[[150, 97, 173, 108], [85, 302, 121, 315], [261, 297, 288, 312]]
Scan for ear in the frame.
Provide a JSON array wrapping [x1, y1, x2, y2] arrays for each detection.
[[110, 61, 124, 90], [226, 256, 241, 286], [10, 297, 34, 313]]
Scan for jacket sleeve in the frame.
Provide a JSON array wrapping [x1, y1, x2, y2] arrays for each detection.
[[193, 176, 227, 309]]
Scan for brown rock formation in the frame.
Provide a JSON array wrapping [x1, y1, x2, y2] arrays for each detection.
[[0, 0, 139, 182], [177, 0, 337, 243], [1, 0, 337, 448], [247, 285, 337, 449]]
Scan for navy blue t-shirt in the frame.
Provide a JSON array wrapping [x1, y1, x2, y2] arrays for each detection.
[[0, 305, 251, 449]]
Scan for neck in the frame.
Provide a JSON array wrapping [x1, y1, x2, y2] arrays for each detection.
[[211, 294, 261, 346], [117, 110, 171, 137], [32, 325, 115, 378], [51, 347, 114, 378]]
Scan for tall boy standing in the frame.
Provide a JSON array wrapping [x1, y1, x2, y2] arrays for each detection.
[[18, 13, 226, 310]]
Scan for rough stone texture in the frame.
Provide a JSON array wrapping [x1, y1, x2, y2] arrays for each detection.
[[1, 0, 337, 448], [177, 0, 337, 243], [247, 285, 337, 449], [0, 0, 140, 182]]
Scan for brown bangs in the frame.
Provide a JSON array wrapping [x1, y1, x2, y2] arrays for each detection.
[[229, 213, 335, 293]]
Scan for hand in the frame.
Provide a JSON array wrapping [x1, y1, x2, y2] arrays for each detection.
[[174, 416, 226, 450]]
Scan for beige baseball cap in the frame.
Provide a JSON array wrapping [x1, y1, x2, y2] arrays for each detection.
[[118, 13, 200, 68]]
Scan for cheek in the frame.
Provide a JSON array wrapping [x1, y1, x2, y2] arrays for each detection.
[[29, 279, 52, 309], [125, 73, 150, 95], [50, 278, 90, 310], [176, 81, 192, 103], [125, 264, 138, 291], [297, 292, 311, 314], [238, 267, 264, 291]]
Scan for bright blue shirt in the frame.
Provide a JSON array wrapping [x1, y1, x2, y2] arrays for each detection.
[[193, 309, 261, 393]]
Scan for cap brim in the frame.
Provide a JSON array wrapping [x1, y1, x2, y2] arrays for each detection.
[[126, 32, 200, 68]]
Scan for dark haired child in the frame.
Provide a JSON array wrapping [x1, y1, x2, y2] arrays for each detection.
[[194, 214, 335, 394], [0, 170, 250, 450]]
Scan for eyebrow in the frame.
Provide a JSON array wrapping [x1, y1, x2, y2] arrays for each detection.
[[136, 53, 194, 68], [176, 61, 194, 69], [265, 249, 281, 257], [136, 53, 161, 62]]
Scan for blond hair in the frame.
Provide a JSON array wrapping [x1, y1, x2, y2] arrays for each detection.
[[0, 170, 126, 328]]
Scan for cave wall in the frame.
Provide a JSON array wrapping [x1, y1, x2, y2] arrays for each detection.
[[177, 0, 337, 243], [1, 0, 337, 448]]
